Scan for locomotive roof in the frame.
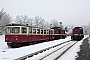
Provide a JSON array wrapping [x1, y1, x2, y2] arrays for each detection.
[[74, 27, 83, 30], [6, 23, 51, 30], [75, 27, 82, 28], [51, 27, 62, 29], [51, 27, 65, 30]]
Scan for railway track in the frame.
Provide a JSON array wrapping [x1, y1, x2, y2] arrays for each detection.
[[39, 41, 77, 60], [15, 40, 77, 60]]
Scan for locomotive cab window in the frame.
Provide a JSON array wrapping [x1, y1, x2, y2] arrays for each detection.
[[74, 30, 78, 32], [22, 27, 27, 33]]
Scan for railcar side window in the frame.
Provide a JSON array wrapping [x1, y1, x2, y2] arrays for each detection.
[[44, 30, 46, 34], [41, 29, 43, 34], [29, 27, 32, 33], [47, 30, 49, 34], [37, 29, 40, 34], [22, 27, 27, 33], [5, 27, 11, 33], [12, 27, 20, 33], [33, 29, 36, 34], [50, 30, 53, 34], [52, 30, 54, 34]]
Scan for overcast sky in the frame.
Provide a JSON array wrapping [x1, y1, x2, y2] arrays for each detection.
[[0, 0, 90, 26]]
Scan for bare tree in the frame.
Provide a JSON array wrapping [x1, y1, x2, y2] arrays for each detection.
[[34, 16, 44, 27], [39, 19, 46, 28], [50, 19, 59, 27], [0, 8, 11, 35], [82, 24, 90, 35], [14, 15, 31, 25], [67, 25, 75, 34], [27, 18, 34, 26], [44, 21, 50, 29], [14, 15, 46, 27]]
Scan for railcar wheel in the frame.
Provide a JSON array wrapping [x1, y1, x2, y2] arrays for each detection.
[[7, 43, 18, 48], [8, 45, 11, 48], [7, 43, 12, 48]]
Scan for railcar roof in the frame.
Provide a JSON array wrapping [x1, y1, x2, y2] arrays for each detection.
[[6, 23, 29, 26], [6, 23, 51, 30]]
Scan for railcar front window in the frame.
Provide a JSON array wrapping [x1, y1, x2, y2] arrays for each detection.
[[5, 27, 11, 33], [5, 27, 20, 33], [12, 27, 20, 33]]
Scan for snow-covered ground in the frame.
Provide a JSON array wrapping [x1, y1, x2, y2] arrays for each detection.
[[89, 36, 90, 43], [0, 35, 8, 50], [0, 35, 89, 60]]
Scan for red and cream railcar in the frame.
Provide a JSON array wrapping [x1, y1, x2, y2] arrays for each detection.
[[5, 24, 54, 48]]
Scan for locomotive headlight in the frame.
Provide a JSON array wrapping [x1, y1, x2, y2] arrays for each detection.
[[16, 38, 18, 40]]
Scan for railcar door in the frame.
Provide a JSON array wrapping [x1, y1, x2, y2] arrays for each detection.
[[21, 27, 29, 42], [28, 27, 32, 42], [49, 30, 53, 40]]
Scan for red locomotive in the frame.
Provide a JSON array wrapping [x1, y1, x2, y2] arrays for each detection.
[[5, 23, 66, 48], [71, 27, 84, 41], [51, 27, 66, 39]]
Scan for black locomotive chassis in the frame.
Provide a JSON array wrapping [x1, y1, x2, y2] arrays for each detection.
[[71, 35, 84, 41]]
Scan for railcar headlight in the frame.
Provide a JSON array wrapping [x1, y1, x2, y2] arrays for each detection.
[[16, 38, 18, 40], [6, 38, 8, 40]]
